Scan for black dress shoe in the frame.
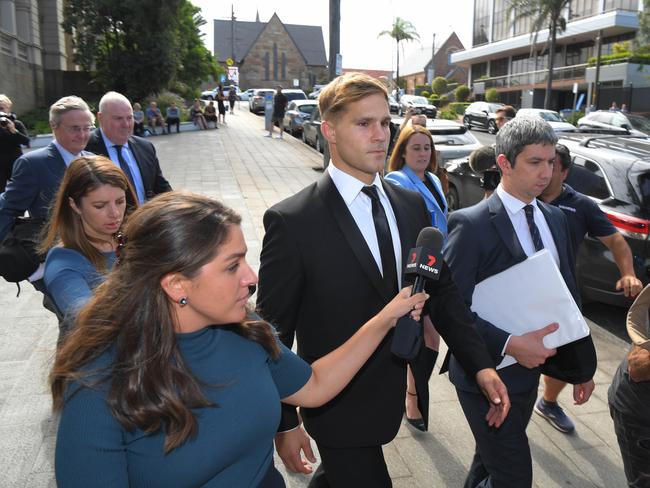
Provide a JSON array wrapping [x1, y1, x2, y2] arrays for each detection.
[[406, 390, 426, 431], [406, 416, 426, 431]]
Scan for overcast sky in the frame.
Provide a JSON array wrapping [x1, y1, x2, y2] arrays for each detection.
[[191, 1, 474, 72]]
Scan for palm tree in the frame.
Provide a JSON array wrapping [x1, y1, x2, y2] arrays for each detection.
[[507, 0, 571, 109], [378, 17, 419, 99]]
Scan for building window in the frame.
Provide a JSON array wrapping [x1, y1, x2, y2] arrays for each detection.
[[569, 0, 598, 19], [471, 62, 488, 82], [565, 41, 594, 66], [493, 0, 509, 41], [513, 9, 531, 37], [604, 0, 638, 11], [264, 52, 270, 80], [473, 0, 490, 46], [490, 57, 509, 77], [273, 43, 278, 80], [282, 52, 286, 80]]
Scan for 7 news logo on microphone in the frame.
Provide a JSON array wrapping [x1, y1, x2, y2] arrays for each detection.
[[405, 247, 442, 280]]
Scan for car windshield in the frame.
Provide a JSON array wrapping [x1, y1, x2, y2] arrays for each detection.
[[285, 92, 307, 101], [412, 96, 429, 105], [536, 111, 562, 122], [299, 104, 316, 114], [627, 114, 650, 134], [431, 132, 477, 145]]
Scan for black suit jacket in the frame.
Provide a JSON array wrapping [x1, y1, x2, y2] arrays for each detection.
[[85, 129, 172, 199], [257, 173, 493, 448], [444, 193, 596, 395]]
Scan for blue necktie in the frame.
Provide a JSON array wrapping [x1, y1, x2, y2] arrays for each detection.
[[524, 204, 544, 252], [113, 145, 136, 189]]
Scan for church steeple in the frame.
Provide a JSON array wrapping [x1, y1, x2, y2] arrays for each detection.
[[256, 10, 260, 22]]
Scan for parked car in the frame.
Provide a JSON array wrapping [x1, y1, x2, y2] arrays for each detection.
[[446, 131, 650, 307], [282, 89, 308, 103], [391, 118, 482, 165], [283, 100, 318, 136], [516, 108, 576, 132], [249, 89, 275, 114], [388, 96, 399, 115], [302, 107, 325, 153], [239, 89, 255, 102], [398, 95, 437, 118], [308, 84, 327, 99], [463, 101, 505, 134], [200, 86, 241, 101], [577, 110, 650, 136]]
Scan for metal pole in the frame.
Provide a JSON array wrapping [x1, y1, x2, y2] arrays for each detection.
[[592, 29, 603, 110], [328, 0, 341, 81]]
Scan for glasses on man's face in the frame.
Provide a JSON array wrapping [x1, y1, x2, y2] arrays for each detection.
[[60, 125, 95, 134], [496, 116, 512, 123]]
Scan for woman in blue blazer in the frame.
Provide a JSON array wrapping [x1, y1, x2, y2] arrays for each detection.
[[385, 125, 448, 240], [385, 124, 447, 431]]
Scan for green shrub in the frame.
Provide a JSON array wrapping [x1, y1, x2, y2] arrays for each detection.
[[449, 102, 470, 115], [432, 76, 448, 95], [18, 106, 51, 135], [438, 95, 449, 107], [420, 90, 430, 98], [148, 92, 189, 121], [564, 110, 584, 125], [455, 85, 470, 102], [485, 88, 500, 102], [428, 94, 440, 105], [587, 51, 650, 66], [438, 108, 458, 120]]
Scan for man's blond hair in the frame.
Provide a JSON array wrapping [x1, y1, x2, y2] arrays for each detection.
[[319, 72, 388, 121]]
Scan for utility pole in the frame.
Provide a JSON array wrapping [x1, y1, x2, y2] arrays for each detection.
[[231, 5, 236, 60], [328, 0, 340, 81], [592, 29, 603, 110], [430, 33, 436, 84]]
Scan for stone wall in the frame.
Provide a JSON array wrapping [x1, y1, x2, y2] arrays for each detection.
[[1, 51, 44, 113]]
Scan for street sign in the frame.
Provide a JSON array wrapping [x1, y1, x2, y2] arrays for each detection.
[[293, 78, 299, 87], [219, 74, 226, 83], [335, 54, 342, 75], [572, 82, 578, 94], [227, 67, 239, 84], [226, 58, 234, 66]]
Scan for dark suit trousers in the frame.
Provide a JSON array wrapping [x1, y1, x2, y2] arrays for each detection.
[[308, 444, 391, 488], [457, 387, 537, 488]]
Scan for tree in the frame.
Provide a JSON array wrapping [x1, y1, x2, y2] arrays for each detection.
[[63, 0, 218, 101], [634, 0, 650, 54], [378, 18, 419, 97], [432, 76, 448, 95], [507, 0, 571, 109], [455, 84, 470, 102]]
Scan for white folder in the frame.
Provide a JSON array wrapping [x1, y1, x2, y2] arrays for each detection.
[[470, 249, 589, 370]]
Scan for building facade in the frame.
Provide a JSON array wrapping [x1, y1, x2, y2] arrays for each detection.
[[401, 33, 468, 94], [451, 0, 642, 110], [214, 13, 328, 91]]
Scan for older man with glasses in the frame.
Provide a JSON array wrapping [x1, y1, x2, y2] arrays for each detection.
[[0, 95, 95, 242]]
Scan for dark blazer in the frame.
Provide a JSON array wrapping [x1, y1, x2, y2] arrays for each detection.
[[257, 173, 492, 448], [0, 143, 67, 241], [85, 129, 171, 199], [444, 192, 596, 395]]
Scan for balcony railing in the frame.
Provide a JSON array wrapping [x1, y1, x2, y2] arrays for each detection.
[[480, 64, 588, 89]]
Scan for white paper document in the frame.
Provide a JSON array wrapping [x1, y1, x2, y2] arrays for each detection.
[[471, 250, 589, 370]]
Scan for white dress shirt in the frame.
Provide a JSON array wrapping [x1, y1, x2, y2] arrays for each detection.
[[328, 164, 403, 291], [496, 185, 560, 265], [100, 130, 146, 203]]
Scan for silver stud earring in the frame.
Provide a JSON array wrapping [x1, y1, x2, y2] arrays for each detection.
[[179, 297, 188, 306]]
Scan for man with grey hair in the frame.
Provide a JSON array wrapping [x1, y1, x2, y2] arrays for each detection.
[[86, 91, 171, 203], [0, 95, 95, 242], [444, 116, 597, 487]]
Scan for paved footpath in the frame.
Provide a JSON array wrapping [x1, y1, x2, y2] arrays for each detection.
[[0, 104, 630, 487]]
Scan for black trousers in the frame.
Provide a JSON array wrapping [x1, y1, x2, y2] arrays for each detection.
[[610, 406, 650, 488], [308, 444, 391, 488], [457, 387, 537, 488]]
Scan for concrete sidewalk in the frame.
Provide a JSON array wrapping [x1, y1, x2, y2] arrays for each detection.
[[0, 104, 629, 487]]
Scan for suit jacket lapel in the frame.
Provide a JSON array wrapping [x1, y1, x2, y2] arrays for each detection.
[[316, 173, 393, 303], [487, 193, 527, 262], [47, 143, 67, 174]]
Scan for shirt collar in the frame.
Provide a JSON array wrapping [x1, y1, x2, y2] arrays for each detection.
[[52, 140, 81, 167], [100, 128, 126, 150], [327, 163, 384, 206], [496, 184, 540, 216]]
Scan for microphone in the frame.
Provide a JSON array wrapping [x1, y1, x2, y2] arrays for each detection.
[[391, 227, 444, 360]]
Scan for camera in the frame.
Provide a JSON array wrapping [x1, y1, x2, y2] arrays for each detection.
[[0, 112, 16, 127]]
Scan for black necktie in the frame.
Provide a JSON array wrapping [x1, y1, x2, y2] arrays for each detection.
[[113, 145, 136, 188], [362, 186, 398, 293], [524, 204, 544, 252]]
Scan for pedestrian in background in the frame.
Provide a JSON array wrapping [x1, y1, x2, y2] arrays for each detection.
[[266, 86, 287, 139], [0, 94, 30, 192]]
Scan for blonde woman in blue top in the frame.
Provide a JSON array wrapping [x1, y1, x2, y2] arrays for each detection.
[[385, 124, 447, 431]]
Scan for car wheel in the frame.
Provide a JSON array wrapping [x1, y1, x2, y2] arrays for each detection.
[[291, 125, 299, 137], [316, 136, 322, 153], [488, 120, 497, 134], [463, 116, 471, 129], [446, 185, 460, 212]]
